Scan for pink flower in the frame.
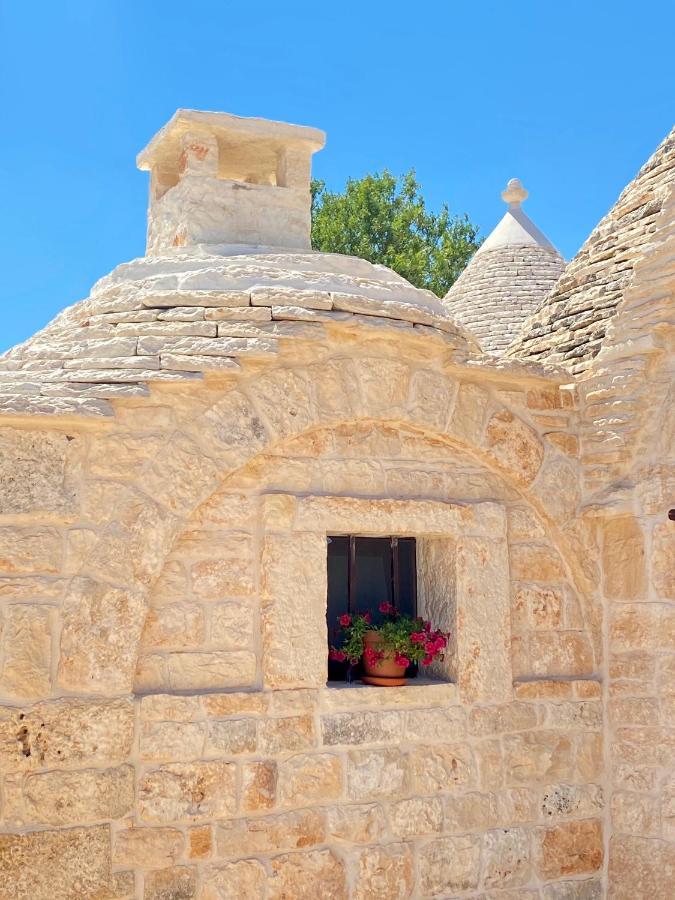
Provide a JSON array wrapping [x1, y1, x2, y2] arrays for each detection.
[[394, 653, 410, 668], [339, 614, 352, 627], [423, 621, 432, 633], [425, 641, 436, 654], [411, 631, 426, 644], [421, 654, 433, 666], [362, 612, 372, 624], [379, 601, 395, 615], [364, 646, 383, 666], [329, 648, 347, 662]]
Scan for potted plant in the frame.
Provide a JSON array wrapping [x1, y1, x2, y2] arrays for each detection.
[[329, 602, 450, 686]]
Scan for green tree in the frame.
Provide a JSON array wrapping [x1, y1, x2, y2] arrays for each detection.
[[311, 170, 480, 297]]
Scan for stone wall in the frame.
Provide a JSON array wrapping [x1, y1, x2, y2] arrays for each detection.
[[0, 332, 611, 897]]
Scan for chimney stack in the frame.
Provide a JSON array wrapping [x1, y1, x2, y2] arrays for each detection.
[[137, 109, 326, 255]]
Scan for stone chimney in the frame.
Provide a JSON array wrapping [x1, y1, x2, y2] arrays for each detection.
[[137, 109, 326, 255]]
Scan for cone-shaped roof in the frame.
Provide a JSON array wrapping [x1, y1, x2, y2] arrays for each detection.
[[443, 179, 565, 355], [508, 127, 675, 373]]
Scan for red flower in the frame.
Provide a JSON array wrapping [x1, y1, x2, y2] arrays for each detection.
[[425, 641, 436, 654], [394, 653, 411, 668], [329, 648, 347, 662], [339, 613, 352, 627], [379, 601, 395, 615], [411, 631, 426, 644], [423, 621, 432, 633], [362, 612, 372, 624], [422, 654, 433, 666], [364, 646, 383, 666]]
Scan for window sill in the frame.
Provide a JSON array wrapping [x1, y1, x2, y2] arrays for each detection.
[[321, 678, 457, 710]]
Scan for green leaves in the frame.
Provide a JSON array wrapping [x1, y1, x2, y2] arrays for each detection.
[[311, 170, 481, 296]]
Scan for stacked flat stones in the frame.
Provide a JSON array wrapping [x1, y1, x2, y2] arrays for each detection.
[[0, 249, 473, 418], [510, 128, 675, 374], [444, 179, 565, 356]]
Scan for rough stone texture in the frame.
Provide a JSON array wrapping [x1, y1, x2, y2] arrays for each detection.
[[0, 825, 113, 900], [510, 127, 675, 373], [444, 244, 565, 354], [0, 108, 672, 899]]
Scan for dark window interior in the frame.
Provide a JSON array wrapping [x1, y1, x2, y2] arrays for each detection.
[[327, 536, 417, 681]]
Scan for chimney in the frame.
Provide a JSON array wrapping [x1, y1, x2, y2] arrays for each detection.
[[137, 109, 326, 255]]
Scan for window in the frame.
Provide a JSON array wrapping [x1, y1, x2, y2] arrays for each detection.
[[326, 535, 417, 681]]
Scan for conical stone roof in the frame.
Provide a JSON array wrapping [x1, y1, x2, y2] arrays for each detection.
[[508, 127, 675, 373], [443, 179, 565, 355]]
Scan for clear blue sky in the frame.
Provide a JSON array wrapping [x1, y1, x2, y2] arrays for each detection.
[[0, 1, 672, 352]]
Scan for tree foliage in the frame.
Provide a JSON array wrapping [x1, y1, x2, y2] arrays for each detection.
[[311, 170, 481, 297]]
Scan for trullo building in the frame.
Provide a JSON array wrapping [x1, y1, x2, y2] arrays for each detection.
[[0, 110, 673, 900]]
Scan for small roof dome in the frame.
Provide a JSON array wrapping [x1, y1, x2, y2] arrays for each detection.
[[0, 110, 473, 417], [443, 178, 565, 355]]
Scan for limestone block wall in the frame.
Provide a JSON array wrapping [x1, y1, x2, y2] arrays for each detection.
[[599, 351, 675, 899], [0, 333, 612, 898]]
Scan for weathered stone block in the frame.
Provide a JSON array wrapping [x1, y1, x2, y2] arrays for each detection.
[[347, 749, 408, 800], [0, 604, 53, 698], [140, 604, 205, 650], [603, 516, 647, 600], [417, 835, 481, 895], [58, 576, 146, 694], [139, 761, 236, 823], [279, 752, 343, 805], [187, 825, 212, 859], [326, 803, 385, 843], [113, 826, 184, 867], [652, 522, 675, 599], [258, 714, 316, 753], [513, 584, 563, 630], [485, 409, 544, 485], [509, 543, 565, 581], [140, 721, 206, 761], [143, 865, 196, 900], [455, 532, 513, 702], [241, 760, 277, 811], [535, 818, 603, 879], [201, 860, 266, 900], [540, 783, 604, 821], [608, 834, 675, 900], [216, 808, 325, 857], [19, 764, 134, 825], [0, 825, 112, 900], [191, 555, 254, 600], [503, 731, 573, 784], [0, 697, 134, 771], [411, 743, 476, 792], [321, 710, 403, 746], [0, 429, 78, 514], [528, 632, 594, 676], [405, 706, 466, 741], [0, 526, 63, 575], [352, 842, 414, 900], [468, 702, 539, 736], [388, 796, 443, 838], [268, 849, 347, 900], [542, 880, 602, 899], [205, 718, 257, 755], [164, 650, 256, 691], [482, 826, 531, 887]]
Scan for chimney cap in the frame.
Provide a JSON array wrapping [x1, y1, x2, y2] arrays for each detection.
[[136, 108, 326, 173]]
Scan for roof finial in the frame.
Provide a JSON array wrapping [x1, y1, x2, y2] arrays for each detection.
[[501, 178, 528, 209]]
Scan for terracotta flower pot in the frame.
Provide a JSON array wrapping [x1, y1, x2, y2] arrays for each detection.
[[361, 630, 407, 686]]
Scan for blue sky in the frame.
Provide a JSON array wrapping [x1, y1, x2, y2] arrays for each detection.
[[0, 1, 672, 352]]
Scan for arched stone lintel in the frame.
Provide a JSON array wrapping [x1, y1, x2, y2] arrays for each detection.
[[56, 359, 586, 697]]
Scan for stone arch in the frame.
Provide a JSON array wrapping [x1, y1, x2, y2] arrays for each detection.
[[56, 353, 588, 697]]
